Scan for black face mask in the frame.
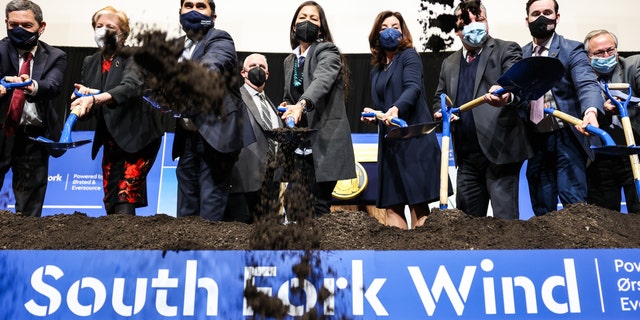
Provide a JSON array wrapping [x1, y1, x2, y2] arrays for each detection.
[[247, 67, 266, 87], [295, 20, 319, 43], [528, 16, 556, 39], [8, 27, 39, 50]]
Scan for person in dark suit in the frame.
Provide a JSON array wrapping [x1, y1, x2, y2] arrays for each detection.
[[523, 0, 604, 216], [361, 11, 444, 229], [583, 29, 640, 213], [70, 6, 166, 215], [224, 53, 282, 223], [172, 0, 255, 221], [0, 0, 66, 217], [279, 1, 355, 217], [433, 0, 531, 219]]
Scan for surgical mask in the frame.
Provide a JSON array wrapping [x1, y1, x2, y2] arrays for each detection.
[[295, 20, 319, 43], [7, 26, 39, 50], [247, 67, 266, 87], [379, 28, 402, 51], [591, 54, 617, 74], [461, 22, 487, 47], [94, 27, 110, 48], [180, 10, 214, 35], [528, 15, 556, 39]]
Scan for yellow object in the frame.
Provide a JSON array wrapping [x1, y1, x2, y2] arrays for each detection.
[[332, 162, 368, 200]]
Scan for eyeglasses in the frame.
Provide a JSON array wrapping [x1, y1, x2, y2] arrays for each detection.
[[590, 47, 616, 58]]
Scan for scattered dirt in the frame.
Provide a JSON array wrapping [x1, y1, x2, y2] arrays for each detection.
[[0, 203, 638, 250]]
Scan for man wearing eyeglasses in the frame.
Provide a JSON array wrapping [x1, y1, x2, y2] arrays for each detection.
[[522, 0, 604, 216], [584, 29, 640, 213]]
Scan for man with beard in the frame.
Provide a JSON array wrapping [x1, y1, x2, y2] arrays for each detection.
[[0, 0, 66, 216], [434, 0, 531, 219]]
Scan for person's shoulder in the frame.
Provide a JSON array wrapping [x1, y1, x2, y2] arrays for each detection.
[[38, 40, 66, 57]]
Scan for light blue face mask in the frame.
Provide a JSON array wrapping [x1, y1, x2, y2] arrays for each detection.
[[591, 54, 617, 74], [461, 22, 487, 47]]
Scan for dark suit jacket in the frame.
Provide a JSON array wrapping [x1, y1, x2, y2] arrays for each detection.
[[229, 85, 282, 193], [523, 33, 605, 160], [435, 37, 532, 164], [283, 41, 355, 182], [81, 52, 165, 159], [0, 38, 66, 143], [172, 29, 255, 159]]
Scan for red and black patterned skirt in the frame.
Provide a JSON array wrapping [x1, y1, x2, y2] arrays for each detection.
[[101, 136, 161, 214]]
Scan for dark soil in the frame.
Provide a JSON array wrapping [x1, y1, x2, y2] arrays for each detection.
[[1, 203, 638, 250]]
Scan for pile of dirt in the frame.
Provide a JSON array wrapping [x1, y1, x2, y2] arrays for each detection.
[[1, 203, 639, 251]]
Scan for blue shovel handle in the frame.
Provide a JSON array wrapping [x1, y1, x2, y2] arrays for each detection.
[[1, 77, 32, 89], [73, 88, 101, 98], [361, 111, 408, 128], [277, 106, 296, 128]]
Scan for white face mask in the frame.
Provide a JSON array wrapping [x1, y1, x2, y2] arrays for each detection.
[[94, 27, 108, 48]]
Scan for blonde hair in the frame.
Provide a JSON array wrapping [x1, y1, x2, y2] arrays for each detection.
[[91, 6, 130, 41]]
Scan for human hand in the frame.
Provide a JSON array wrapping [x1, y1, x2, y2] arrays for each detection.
[[483, 85, 510, 107], [361, 107, 377, 123], [69, 94, 97, 118], [577, 109, 599, 136]]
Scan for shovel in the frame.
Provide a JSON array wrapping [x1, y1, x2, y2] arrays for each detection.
[[29, 89, 97, 151], [438, 94, 455, 209], [603, 83, 640, 200]]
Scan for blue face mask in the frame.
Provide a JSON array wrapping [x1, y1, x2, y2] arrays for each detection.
[[591, 54, 617, 74], [180, 10, 214, 35], [461, 22, 487, 47], [379, 28, 402, 51]]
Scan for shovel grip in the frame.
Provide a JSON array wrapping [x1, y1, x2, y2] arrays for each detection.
[[277, 106, 295, 128], [1, 77, 33, 89], [73, 88, 101, 98], [361, 111, 408, 127]]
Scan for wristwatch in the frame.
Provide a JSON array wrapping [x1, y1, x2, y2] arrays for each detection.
[[298, 98, 310, 112]]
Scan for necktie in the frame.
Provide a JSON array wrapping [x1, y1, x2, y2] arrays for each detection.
[[530, 45, 546, 124], [466, 50, 476, 63], [257, 92, 273, 129], [258, 92, 277, 158], [293, 56, 305, 87], [5, 52, 33, 136]]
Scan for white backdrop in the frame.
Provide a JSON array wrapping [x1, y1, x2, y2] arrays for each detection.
[[6, 0, 640, 53]]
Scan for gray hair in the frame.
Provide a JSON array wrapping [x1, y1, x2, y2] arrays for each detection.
[[5, 0, 43, 25], [583, 29, 618, 53]]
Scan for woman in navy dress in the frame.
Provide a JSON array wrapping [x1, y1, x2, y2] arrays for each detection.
[[362, 11, 447, 229]]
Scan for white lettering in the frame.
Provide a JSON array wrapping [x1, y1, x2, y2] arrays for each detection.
[[151, 269, 179, 317], [25, 265, 63, 316], [409, 264, 475, 316], [67, 277, 106, 316], [352, 260, 388, 316], [615, 259, 640, 273], [112, 278, 147, 316], [621, 297, 640, 311], [243, 266, 277, 316]]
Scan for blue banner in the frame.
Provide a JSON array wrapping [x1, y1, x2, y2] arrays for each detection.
[[1, 249, 640, 319]]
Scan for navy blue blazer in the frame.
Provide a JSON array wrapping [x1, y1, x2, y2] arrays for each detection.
[[172, 28, 255, 159], [523, 33, 604, 160], [0, 38, 66, 143]]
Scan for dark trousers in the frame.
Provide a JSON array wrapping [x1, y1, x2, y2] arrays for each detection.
[[0, 126, 49, 217], [587, 154, 640, 213], [456, 150, 523, 219], [526, 128, 587, 216], [176, 133, 239, 221]]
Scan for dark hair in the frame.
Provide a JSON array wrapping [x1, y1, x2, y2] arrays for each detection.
[[179, 0, 215, 14], [5, 0, 43, 25], [288, 1, 349, 97], [288, 1, 333, 49], [526, 0, 558, 15], [368, 11, 413, 68]]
